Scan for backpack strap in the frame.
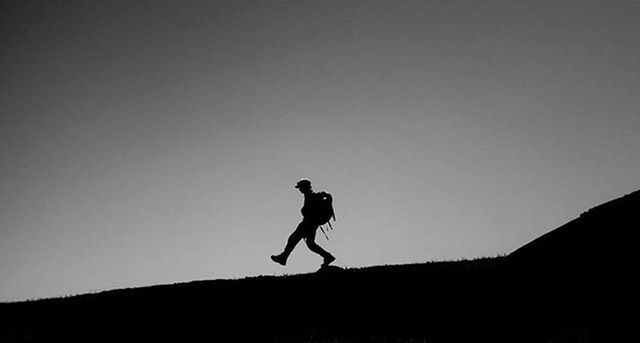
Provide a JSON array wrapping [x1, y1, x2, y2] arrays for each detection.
[[319, 225, 329, 240]]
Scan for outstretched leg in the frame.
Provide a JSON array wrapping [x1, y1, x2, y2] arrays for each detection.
[[272, 222, 306, 265]]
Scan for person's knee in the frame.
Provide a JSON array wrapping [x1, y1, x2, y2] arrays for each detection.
[[305, 239, 318, 249]]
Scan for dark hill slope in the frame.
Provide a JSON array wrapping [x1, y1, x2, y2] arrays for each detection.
[[506, 189, 640, 294], [8, 257, 506, 307], [510, 189, 640, 264], [5, 256, 632, 343], [2, 258, 522, 342]]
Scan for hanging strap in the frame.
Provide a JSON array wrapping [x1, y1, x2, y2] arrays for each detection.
[[319, 225, 329, 240]]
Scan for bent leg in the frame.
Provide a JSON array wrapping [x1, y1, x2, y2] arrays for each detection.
[[304, 226, 334, 260]]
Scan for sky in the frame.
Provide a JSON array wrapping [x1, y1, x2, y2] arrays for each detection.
[[1, 0, 639, 302]]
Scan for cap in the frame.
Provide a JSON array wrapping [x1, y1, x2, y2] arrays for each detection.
[[294, 179, 311, 189]]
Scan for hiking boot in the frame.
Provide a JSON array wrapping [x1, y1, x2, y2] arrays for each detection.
[[321, 255, 336, 267], [270, 254, 287, 266]]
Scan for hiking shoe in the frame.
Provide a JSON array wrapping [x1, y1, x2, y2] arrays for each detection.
[[321, 255, 336, 267], [271, 254, 287, 266]]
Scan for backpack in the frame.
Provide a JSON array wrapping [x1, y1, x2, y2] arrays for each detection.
[[315, 193, 335, 225], [312, 192, 336, 239]]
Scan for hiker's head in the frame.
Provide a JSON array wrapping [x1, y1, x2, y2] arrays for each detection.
[[295, 179, 312, 193]]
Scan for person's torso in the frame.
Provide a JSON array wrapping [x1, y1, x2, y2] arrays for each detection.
[[301, 192, 321, 218]]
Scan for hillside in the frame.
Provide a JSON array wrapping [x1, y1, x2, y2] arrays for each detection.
[[2, 190, 640, 342], [510, 189, 640, 264], [507, 189, 640, 295]]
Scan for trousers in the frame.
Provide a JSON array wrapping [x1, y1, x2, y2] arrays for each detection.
[[281, 219, 333, 261]]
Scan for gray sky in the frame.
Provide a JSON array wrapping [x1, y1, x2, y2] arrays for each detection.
[[1, 0, 639, 302]]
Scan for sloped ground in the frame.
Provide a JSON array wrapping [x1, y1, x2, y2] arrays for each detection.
[[506, 189, 640, 297], [2, 256, 635, 342], [2, 190, 640, 342]]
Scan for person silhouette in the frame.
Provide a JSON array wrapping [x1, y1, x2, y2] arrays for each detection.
[[271, 179, 336, 267]]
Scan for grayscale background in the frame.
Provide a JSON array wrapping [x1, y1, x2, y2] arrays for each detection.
[[1, 0, 639, 301]]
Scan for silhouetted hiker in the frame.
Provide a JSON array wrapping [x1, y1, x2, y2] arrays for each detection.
[[271, 179, 336, 267]]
